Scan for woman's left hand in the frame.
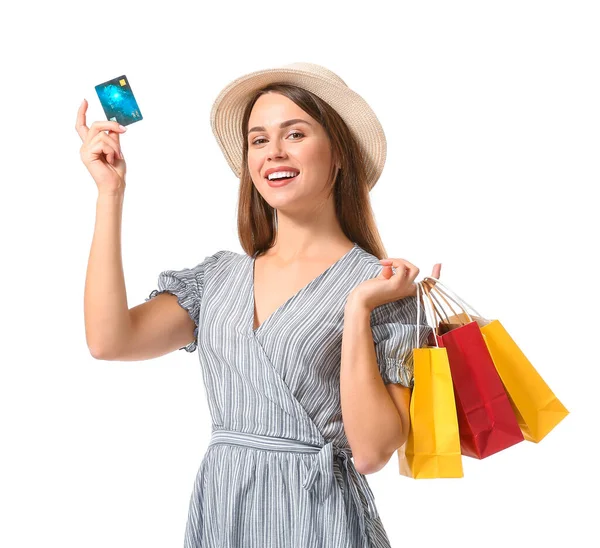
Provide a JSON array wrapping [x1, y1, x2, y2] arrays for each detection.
[[348, 258, 442, 312]]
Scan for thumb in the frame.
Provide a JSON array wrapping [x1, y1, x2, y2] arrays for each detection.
[[378, 263, 394, 280], [107, 128, 121, 146], [382, 265, 393, 279]]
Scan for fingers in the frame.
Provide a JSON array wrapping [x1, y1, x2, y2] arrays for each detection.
[[424, 264, 442, 288], [88, 140, 117, 164], [380, 258, 420, 283], [380, 257, 418, 271], [379, 258, 442, 295], [107, 124, 123, 146], [75, 98, 127, 144], [88, 120, 126, 144], [88, 132, 123, 162], [75, 99, 89, 142], [108, 130, 121, 147]]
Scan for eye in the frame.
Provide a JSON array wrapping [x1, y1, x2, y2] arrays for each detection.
[[251, 131, 305, 146]]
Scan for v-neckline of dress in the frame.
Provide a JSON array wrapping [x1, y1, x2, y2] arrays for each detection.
[[249, 242, 359, 336]]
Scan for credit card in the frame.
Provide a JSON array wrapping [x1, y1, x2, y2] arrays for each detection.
[[95, 75, 143, 127]]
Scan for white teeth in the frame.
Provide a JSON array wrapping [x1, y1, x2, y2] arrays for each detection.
[[267, 171, 299, 180]]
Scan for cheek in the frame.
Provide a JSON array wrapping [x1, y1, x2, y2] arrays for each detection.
[[247, 156, 261, 176], [304, 142, 331, 165]]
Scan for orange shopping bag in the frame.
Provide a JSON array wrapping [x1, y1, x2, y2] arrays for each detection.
[[423, 277, 569, 443], [397, 282, 464, 478]]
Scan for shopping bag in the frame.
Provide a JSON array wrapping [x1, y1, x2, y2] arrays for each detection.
[[424, 279, 569, 443], [397, 282, 463, 478], [420, 280, 524, 459]]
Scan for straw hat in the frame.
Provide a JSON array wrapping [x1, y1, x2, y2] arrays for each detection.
[[209, 61, 387, 191]]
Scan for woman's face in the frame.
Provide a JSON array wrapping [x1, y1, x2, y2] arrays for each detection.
[[246, 92, 336, 212]]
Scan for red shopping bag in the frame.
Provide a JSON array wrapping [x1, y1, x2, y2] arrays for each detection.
[[422, 282, 524, 459]]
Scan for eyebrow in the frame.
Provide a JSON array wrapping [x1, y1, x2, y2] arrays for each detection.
[[247, 118, 312, 136]]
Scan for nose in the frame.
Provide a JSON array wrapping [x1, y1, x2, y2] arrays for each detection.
[[265, 139, 286, 160]]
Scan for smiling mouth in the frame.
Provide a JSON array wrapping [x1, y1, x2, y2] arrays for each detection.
[[266, 173, 299, 180], [266, 173, 299, 185]]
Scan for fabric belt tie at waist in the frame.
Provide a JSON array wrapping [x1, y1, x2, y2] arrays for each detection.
[[208, 429, 379, 543]]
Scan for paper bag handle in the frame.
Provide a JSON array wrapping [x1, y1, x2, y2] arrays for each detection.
[[422, 280, 475, 325], [415, 281, 442, 349], [421, 281, 457, 323], [423, 276, 488, 323]]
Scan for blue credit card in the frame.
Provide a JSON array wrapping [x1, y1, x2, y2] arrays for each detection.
[[95, 75, 143, 127]]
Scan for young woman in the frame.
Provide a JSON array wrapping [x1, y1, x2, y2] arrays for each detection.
[[77, 61, 441, 548]]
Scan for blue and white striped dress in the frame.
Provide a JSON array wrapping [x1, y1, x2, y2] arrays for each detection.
[[147, 242, 431, 548]]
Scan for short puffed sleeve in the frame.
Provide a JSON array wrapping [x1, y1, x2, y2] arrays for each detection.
[[370, 294, 432, 387], [145, 250, 228, 353]]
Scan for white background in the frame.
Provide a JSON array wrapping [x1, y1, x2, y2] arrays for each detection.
[[1, 1, 597, 546]]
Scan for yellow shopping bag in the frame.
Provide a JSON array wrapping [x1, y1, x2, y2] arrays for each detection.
[[397, 283, 464, 479], [424, 279, 569, 444], [481, 321, 569, 442]]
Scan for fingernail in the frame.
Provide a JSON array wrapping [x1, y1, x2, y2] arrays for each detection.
[[119, 124, 127, 131]]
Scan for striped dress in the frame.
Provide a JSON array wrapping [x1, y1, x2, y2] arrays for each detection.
[[147, 243, 431, 548]]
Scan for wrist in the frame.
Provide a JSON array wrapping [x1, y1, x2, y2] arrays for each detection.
[[97, 191, 125, 202], [344, 291, 372, 318]]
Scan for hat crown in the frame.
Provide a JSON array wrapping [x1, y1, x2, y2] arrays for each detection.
[[282, 62, 348, 88]]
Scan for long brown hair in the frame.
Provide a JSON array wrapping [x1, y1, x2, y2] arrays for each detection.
[[237, 83, 387, 259]]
